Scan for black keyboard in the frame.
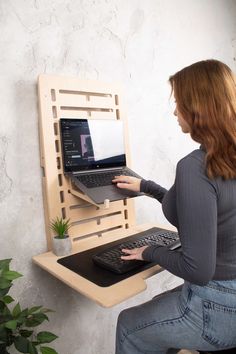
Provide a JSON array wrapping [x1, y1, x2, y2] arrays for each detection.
[[75, 169, 140, 188], [92, 227, 181, 274]]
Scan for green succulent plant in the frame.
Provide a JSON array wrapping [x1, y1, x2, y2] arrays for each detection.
[[50, 217, 72, 239], [0, 259, 58, 354]]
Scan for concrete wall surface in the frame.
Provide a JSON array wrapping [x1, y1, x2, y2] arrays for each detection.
[[1, 0, 236, 353]]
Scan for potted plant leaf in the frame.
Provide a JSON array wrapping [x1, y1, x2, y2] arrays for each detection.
[[0, 258, 58, 354], [50, 217, 72, 257]]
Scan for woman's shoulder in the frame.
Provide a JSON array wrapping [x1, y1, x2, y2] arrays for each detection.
[[176, 148, 212, 183], [178, 148, 205, 169], [176, 148, 219, 194]]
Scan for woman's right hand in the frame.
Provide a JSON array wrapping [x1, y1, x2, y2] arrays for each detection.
[[112, 175, 141, 192]]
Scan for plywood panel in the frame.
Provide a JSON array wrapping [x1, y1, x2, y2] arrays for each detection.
[[37, 74, 136, 250]]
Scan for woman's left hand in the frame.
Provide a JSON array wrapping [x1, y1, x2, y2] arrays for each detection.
[[121, 246, 148, 261]]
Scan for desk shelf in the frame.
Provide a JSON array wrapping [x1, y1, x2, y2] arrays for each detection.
[[33, 223, 163, 307]]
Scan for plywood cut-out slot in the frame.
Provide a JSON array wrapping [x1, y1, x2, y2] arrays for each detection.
[[58, 174, 63, 186], [71, 211, 122, 226], [60, 191, 64, 203], [59, 89, 112, 97], [60, 106, 113, 112], [72, 225, 123, 242], [116, 109, 120, 119], [70, 202, 93, 210], [54, 122, 58, 136], [41, 166, 45, 177], [55, 140, 59, 153], [52, 106, 57, 118], [56, 157, 61, 169], [61, 207, 66, 219], [51, 89, 56, 101]]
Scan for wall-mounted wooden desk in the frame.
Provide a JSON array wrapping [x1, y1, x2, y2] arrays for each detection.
[[33, 223, 164, 308], [35, 75, 168, 307]]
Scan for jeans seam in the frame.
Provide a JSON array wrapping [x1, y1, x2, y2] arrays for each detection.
[[206, 284, 236, 295], [203, 299, 236, 313]]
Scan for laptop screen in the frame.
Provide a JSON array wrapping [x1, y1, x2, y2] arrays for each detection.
[[60, 119, 126, 172]]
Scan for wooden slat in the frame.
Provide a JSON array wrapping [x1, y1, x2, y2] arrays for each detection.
[[58, 109, 117, 119], [88, 110, 117, 119], [57, 93, 115, 109], [68, 200, 125, 221], [69, 213, 125, 239]]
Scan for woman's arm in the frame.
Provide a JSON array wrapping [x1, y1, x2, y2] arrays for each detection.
[[140, 179, 168, 203], [112, 176, 168, 203]]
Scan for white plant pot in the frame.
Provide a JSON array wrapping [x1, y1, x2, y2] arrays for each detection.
[[52, 235, 72, 257]]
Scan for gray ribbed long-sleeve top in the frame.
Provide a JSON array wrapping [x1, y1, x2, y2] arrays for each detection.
[[141, 148, 236, 285]]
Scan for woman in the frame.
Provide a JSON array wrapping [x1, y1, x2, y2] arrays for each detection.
[[113, 59, 236, 354]]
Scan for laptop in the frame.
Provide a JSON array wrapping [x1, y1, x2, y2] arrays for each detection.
[[60, 118, 143, 204]]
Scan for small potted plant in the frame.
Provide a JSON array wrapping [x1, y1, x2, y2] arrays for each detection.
[[50, 217, 72, 257]]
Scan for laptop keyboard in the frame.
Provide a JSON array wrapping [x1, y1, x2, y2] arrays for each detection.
[[92, 227, 181, 274], [75, 169, 140, 188]]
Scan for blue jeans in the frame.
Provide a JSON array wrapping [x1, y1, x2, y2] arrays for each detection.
[[115, 279, 236, 354]]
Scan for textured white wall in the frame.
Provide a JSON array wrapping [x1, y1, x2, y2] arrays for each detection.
[[1, 0, 236, 353]]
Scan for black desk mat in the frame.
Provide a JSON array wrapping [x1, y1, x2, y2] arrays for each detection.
[[57, 231, 158, 287]]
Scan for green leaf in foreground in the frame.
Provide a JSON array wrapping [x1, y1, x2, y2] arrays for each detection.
[[19, 329, 34, 338], [28, 306, 42, 315], [40, 308, 54, 314], [0, 259, 11, 271], [37, 331, 58, 344], [2, 271, 22, 281], [13, 303, 21, 318], [14, 336, 30, 353], [28, 341, 38, 354], [2, 296, 14, 304], [25, 313, 49, 327], [0, 279, 11, 290], [40, 346, 58, 354], [5, 320, 17, 330], [0, 287, 11, 297]]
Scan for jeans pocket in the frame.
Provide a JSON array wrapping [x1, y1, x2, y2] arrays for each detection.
[[202, 299, 236, 348]]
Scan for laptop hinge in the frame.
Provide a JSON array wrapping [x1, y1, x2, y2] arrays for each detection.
[[71, 166, 126, 175]]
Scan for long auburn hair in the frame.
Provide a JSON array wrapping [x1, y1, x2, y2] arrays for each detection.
[[169, 59, 236, 179]]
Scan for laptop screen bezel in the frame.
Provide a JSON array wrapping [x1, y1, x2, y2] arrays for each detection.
[[60, 118, 127, 173]]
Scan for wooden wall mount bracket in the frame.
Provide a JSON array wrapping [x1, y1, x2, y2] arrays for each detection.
[[68, 179, 111, 210]]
